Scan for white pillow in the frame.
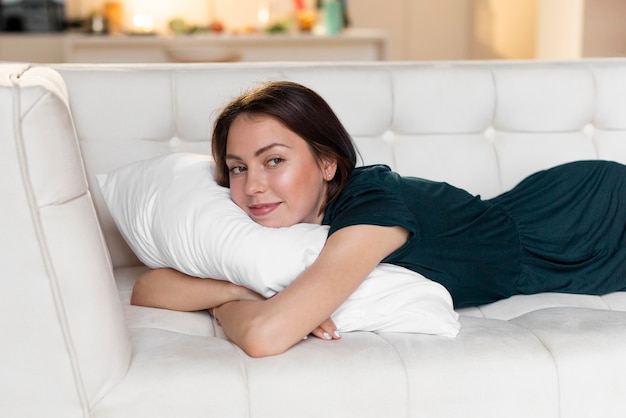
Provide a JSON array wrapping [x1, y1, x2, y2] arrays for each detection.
[[97, 153, 460, 337]]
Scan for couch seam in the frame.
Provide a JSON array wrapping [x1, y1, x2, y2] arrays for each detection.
[[487, 66, 504, 194], [232, 343, 252, 418], [124, 323, 214, 335], [9, 72, 92, 418], [586, 61, 601, 160], [514, 324, 562, 418], [375, 333, 411, 418], [170, 69, 180, 146], [387, 66, 398, 169], [18, 88, 92, 207], [20, 93, 50, 122]]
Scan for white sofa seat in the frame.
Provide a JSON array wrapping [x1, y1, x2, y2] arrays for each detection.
[[3, 60, 626, 418]]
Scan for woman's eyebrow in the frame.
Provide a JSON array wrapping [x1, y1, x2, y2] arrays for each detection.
[[224, 153, 243, 162], [225, 143, 291, 161]]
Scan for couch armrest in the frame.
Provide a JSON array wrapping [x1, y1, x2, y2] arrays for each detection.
[[0, 65, 131, 416]]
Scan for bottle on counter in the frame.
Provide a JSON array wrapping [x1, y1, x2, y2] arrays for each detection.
[[316, 0, 348, 35]]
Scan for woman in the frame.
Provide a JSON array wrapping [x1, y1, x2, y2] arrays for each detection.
[[132, 81, 626, 357]]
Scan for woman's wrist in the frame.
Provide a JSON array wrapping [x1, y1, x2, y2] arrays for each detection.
[[209, 280, 245, 306], [228, 282, 264, 302], [208, 282, 261, 314]]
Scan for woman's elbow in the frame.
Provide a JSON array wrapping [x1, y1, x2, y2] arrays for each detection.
[[240, 333, 291, 358], [130, 271, 155, 307], [130, 278, 145, 307], [232, 316, 297, 358]]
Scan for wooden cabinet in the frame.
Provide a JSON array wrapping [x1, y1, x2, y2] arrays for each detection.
[[0, 30, 388, 63], [0, 34, 65, 63], [62, 29, 389, 63]]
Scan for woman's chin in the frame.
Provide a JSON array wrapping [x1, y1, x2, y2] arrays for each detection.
[[250, 216, 293, 229]]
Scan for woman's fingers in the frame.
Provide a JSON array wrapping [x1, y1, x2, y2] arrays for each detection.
[[310, 318, 341, 341]]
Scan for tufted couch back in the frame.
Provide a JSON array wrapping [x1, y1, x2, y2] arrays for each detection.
[[52, 60, 626, 269]]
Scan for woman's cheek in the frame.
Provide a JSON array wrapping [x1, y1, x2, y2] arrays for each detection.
[[271, 167, 300, 191], [229, 183, 246, 210]]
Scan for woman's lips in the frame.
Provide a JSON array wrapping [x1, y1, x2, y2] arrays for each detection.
[[248, 202, 281, 218]]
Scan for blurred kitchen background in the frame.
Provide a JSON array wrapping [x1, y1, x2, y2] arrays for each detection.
[[0, 0, 624, 63]]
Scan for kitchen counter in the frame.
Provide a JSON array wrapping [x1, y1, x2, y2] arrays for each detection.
[[61, 28, 389, 63], [0, 29, 389, 64]]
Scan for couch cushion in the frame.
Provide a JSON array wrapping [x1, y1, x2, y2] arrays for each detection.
[[105, 266, 560, 418], [512, 307, 626, 418]]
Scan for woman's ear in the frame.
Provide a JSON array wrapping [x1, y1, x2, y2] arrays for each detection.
[[322, 158, 338, 181]]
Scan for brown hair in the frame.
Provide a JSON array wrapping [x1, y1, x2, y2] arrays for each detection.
[[211, 81, 358, 211]]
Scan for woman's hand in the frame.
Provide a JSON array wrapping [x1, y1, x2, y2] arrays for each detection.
[[310, 318, 341, 341]]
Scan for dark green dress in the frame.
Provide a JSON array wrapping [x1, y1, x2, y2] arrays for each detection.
[[322, 161, 626, 308]]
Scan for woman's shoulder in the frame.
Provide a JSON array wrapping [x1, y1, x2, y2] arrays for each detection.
[[346, 164, 412, 195], [353, 164, 393, 175], [350, 164, 399, 184], [335, 165, 400, 197], [323, 164, 407, 226]]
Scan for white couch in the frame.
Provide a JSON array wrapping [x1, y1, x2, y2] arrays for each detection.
[[3, 59, 626, 418]]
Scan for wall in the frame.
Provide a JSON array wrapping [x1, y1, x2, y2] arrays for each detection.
[[535, 0, 584, 59], [349, 0, 473, 60], [348, 0, 408, 60], [473, 0, 626, 60], [406, 0, 473, 60], [472, 0, 538, 59], [582, 0, 626, 57]]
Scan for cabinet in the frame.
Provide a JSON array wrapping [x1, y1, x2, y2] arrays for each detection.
[[0, 29, 388, 63], [63, 29, 389, 63], [0, 34, 65, 63]]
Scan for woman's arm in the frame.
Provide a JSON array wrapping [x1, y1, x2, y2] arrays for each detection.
[[131, 268, 263, 311], [132, 267, 339, 339], [213, 224, 409, 357]]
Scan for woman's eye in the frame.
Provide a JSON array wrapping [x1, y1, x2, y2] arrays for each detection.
[[229, 166, 246, 174], [267, 157, 284, 167]]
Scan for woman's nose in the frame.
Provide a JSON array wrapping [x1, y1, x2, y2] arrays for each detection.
[[245, 169, 266, 195]]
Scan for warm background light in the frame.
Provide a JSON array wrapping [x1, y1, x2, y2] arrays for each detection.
[[132, 13, 154, 33], [66, 0, 278, 34]]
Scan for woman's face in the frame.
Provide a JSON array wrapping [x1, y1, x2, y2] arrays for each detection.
[[225, 114, 336, 228]]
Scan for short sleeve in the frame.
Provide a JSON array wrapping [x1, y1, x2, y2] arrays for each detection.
[[323, 166, 418, 237]]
